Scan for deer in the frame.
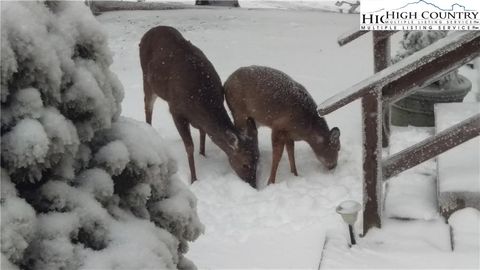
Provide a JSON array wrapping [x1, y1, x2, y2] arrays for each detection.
[[224, 66, 341, 185], [139, 26, 258, 187]]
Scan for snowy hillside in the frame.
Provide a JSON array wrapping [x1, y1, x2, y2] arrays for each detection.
[[97, 5, 479, 270]]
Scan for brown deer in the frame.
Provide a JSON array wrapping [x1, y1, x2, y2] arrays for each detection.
[[139, 26, 258, 186], [224, 66, 340, 185]]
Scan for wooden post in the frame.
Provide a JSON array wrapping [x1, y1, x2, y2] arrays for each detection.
[[475, 57, 480, 102], [373, 32, 391, 148], [362, 89, 383, 235]]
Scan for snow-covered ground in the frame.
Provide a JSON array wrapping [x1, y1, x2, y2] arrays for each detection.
[[97, 5, 480, 269]]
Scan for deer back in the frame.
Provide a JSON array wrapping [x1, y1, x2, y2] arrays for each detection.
[[225, 65, 340, 168], [139, 26, 224, 109], [225, 66, 321, 136]]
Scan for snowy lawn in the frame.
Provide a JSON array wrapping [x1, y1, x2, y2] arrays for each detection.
[[98, 7, 479, 269]]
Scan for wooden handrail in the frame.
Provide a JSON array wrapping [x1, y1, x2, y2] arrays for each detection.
[[318, 31, 480, 115], [337, 29, 368, 46], [324, 29, 480, 235], [383, 114, 480, 179], [337, 28, 397, 46], [383, 35, 480, 102]]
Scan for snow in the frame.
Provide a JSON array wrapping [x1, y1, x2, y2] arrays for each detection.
[[436, 102, 480, 193], [1, 118, 50, 181], [322, 219, 478, 269], [149, 178, 204, 253], [384, 126, 439, 220], [0, 194, 37, 264], [93, 140, 130, 175], [98, 4, 479, 268], [40, 107, 80, 160], [1, 87, 43, 127], [385, 173, 439, 220], [79, 216, 180, 270], [75, 168, 115, 204], [449, 208, 480, 252], [103, 118, 173, 174], [192, 223, 327, 269]]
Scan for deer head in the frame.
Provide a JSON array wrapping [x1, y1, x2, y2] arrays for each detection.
[[224, 119, 259, 187], [310, 125, 341, 170]]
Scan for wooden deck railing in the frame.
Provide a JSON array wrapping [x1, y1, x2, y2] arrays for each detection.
[[318, 30, 480, 234]]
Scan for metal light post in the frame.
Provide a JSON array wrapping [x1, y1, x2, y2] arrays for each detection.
[[336, 200, 362, 246]]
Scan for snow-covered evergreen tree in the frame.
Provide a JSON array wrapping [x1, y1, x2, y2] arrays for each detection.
[[1, 2, 203, 269]]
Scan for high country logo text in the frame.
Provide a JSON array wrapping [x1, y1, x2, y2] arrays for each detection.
[[360, 0, 480, 30]]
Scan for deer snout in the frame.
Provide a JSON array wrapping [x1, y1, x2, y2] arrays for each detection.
[[245, 173, 257, 189], [228, 157, 258, 188], [316, 155, 338, 171], [326, 161, 337, 170], [242, 163, 258, 188]]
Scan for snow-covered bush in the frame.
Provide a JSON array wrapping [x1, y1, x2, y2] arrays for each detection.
[[1, 169, 37, 266], [1, 2, 203, 269]]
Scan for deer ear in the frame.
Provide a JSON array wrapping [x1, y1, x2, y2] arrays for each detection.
[[245, 118, 258, 138], [226, 130, 239, 151], [329, 127, 340, 146]]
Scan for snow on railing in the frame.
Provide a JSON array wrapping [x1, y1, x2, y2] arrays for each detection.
[[319, 31, 480, 115]]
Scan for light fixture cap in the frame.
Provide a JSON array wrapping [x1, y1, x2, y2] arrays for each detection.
[[336, 200, 361, 225]]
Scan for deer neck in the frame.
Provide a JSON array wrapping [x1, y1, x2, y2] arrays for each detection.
[[202, 115, 238, 156], [305, 116, 330, 145]]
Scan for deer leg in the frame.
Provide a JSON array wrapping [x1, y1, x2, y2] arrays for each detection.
[[199, 129, 206, 157], [172, 114, 197, 183], [144, 86, 157, 125], [268, 130, 286, 185], [286, 139, 298, 176]]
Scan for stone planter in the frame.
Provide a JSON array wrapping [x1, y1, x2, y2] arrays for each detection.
[[391, 74, 472, 127]]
